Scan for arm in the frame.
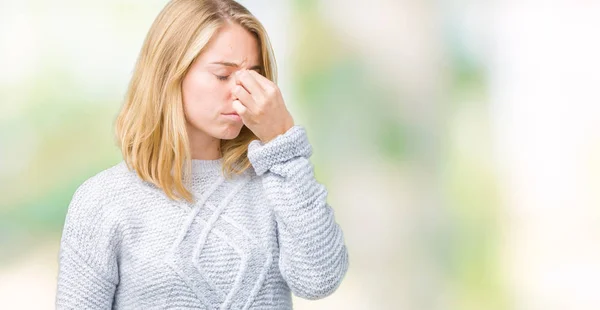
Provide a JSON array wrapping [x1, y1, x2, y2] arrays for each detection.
[[56, 179, 121, 309], [248, 125, 349, 299]]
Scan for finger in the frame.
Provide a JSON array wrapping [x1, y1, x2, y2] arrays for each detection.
[[232, 85, 258, 113], [235, 70, 265, 99], [247, 70, 276, 91], [232, 100, 248, 118]]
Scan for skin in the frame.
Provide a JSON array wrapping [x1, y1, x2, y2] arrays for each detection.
[[182, 22, 294, 160]]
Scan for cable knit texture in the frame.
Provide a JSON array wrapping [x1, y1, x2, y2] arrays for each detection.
[[55, 125, 349, 309]]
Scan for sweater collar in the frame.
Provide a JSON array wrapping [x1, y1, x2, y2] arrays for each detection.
[[191, 158, 223, 176]]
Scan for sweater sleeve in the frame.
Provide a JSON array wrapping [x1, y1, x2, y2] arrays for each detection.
[[56, 178, 121, 309], [248, 125, 349, 300]]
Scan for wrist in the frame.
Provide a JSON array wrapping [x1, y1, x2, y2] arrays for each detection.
[[261, 121, 295, 144]]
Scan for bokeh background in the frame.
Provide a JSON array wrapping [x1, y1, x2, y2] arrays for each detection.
[[1, 0, 599, 309]]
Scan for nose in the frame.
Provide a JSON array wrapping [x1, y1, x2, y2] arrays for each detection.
[[229, 72, 243, 97], [229, 77, 239, 101]]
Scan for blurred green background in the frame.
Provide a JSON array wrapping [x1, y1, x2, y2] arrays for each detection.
[[1, 1, 599, 309]]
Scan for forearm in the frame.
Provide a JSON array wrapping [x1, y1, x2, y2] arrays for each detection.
[[248, 126, 349, 299]]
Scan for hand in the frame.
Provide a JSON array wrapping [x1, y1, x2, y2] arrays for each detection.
[[231, 69, 295, 143]]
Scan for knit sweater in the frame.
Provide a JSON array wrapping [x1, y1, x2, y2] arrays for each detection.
[[55, 126, 349, 309]]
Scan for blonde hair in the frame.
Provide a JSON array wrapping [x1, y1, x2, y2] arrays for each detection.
[[115, 0, 277, 202]]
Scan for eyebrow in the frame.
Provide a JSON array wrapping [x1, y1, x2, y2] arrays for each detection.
[[210, 61, 263, 71]]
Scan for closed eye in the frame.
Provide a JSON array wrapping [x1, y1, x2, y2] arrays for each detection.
[[215, 75, 229, 81]]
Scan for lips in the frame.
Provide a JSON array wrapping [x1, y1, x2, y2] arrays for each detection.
[[222, 112, 242, 122]]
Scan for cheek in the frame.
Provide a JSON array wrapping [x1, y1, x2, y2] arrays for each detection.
[[182, 74, 222, 116], [183, 75, 232, 108]]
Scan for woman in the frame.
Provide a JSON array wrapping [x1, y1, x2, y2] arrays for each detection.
[[55, 0, 349, 309]]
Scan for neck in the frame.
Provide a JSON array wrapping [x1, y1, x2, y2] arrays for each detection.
[[187, 125, 222, 160]]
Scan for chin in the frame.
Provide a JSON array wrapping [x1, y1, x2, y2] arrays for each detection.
[[218, 125, 244, 140]]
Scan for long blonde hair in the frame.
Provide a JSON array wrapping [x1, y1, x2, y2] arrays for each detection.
[[115, 0, 277, 202]]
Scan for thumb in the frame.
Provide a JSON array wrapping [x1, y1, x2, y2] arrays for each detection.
[[232, 100, 249, 122]]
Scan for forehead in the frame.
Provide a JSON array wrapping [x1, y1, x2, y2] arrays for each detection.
[[198, 23, 260, 66]]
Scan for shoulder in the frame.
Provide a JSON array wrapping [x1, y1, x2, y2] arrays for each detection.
[[72, 161, 135, 202], [66, 161, 137, 222], [62, 161, 138, 245]]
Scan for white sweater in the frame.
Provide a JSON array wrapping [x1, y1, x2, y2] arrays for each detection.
[[55, 125, 349, 309]]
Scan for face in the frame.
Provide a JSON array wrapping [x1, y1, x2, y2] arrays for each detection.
[[182, 22, 262, 141]]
